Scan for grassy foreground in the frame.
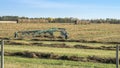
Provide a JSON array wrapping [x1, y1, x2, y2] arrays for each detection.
[[5, 56, 116, 68]]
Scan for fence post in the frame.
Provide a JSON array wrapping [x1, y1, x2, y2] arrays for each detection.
[[116, 45, 119, 68], [1, 40, 4, 68]]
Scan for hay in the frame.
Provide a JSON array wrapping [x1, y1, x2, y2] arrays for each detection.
[[4, 51, 118, 64]]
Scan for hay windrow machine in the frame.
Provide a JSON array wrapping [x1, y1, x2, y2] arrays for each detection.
[[14, 28, 68, 39]]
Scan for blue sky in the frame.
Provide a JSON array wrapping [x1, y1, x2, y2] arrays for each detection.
[[0, 0, 120, 19]]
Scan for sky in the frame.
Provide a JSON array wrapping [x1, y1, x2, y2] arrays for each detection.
[[0, 0, 120, 19]]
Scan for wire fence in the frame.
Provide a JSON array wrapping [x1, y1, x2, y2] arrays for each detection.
[[0, 40, 120, 68]]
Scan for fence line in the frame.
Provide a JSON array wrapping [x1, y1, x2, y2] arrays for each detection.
[[0, 39, 119, 68]]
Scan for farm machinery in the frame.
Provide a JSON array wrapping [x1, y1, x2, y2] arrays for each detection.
[[14, 28, 68, 39]]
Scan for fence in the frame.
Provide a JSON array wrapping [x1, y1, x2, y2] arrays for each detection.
[[116, 45, 119, 68], [0, 40, 4, 68], [0, 40, 120, 68]]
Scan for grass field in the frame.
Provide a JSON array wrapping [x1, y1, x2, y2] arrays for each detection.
[[5, 56, 116, 68], [3, 43, 118, 68], [4, 45, 117, 58], [0, 23, 120, 68], [0, 23, 120, 42]]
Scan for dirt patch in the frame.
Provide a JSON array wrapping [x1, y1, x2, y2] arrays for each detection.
[[4, 51, 118, 64]]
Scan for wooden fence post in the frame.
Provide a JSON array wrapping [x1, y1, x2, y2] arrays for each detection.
[[116, 45, 119, 68], [1, 40, 4, 68]]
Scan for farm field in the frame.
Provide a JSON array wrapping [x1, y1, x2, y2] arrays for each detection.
[[0, 23, 120, 68], [0, 23, 120, 43], [3, 41, 118, 68]]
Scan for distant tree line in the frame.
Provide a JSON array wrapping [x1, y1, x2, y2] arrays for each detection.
[[90, 18, 120, 24], [0, 16, 18, 21], [0, 16, 120, 24]]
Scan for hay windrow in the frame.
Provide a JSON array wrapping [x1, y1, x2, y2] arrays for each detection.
[[1, 37, 120, 44], [5, 40, 118, 50], [4, 51, 118, 64], [31, 39, 120, 44], [31, 43, 71, 48], [5, 40, 30, 45], [74, 45, 116, 50]]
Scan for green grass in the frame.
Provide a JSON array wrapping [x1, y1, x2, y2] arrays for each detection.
[[4, 45, 117, 58], [5, 56, 116, 68]]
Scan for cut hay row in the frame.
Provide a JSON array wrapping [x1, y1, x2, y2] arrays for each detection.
[[4, 45, 118, 58], [30, 38, 120, 44], [4, 51, 117, 64], [5, 40, 117, 50], [1, 37, 119, 44]]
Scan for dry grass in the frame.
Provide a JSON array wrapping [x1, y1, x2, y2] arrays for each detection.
[[0, 23, 120, 42], [2, 23, 119, 68], [0, 21, 17, 23]]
